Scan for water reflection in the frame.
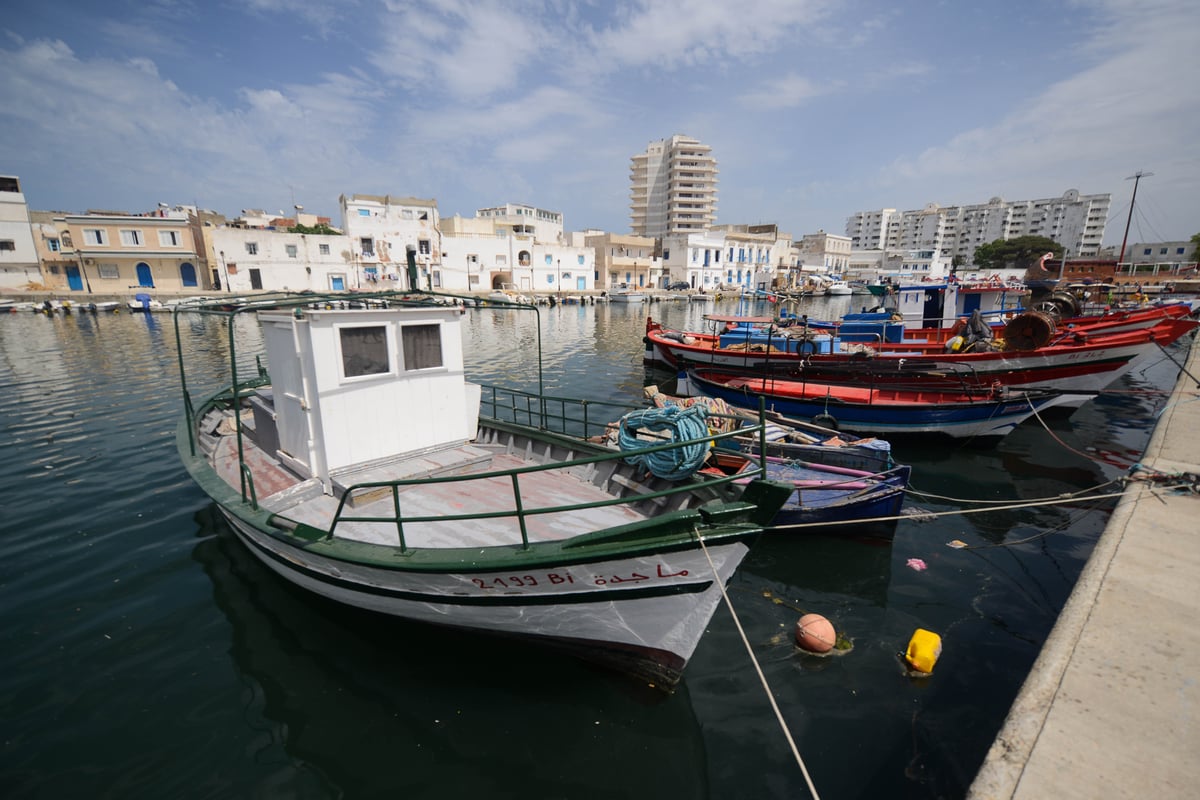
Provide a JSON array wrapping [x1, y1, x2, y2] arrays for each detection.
[[191, 507, 711, 798]]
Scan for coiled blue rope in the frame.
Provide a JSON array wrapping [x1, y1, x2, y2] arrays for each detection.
[[618, 405, 711, 480]]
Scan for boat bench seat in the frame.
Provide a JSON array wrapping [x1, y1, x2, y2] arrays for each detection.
[[332, 444, 495, 508]]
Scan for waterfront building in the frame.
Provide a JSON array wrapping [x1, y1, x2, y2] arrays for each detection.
[[711, 224, 794, 290], [28, 211, 73, 292], [797, 231, 852, 274], [55, 211, 200, 295], [845, 248, 952, 284], [339, 194, 441, 292], [440, 212, 593, 294], [586, 232, 661, 291], [630, 135, 718, 238], [657, 224, 794, 292], [847, 189, 1110, 261], [0, 176, 42, 290], [1117, 239, 1199, 283], [204, 226, 351, 293]]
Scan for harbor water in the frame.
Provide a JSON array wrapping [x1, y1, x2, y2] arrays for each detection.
[[0, 295, 1188, 799]]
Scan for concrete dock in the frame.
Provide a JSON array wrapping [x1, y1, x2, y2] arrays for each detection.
[[969, 333, 1200, 799]]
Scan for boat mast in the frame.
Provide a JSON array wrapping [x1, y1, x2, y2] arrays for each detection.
[[1116, 170, 1152, 272]]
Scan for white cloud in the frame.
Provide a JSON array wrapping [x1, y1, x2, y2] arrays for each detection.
[[371, 0, 550, 98], [737, 73, 825, 109], [882, 0, 1199, 238]]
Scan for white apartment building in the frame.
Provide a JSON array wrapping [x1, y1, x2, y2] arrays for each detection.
[[660, 225, 793, 291], [0, 176, 42, 289], [339, 194, 441, 291], [207, 227, 351, 292], [630, 135, 718, 238], [846, 189, 1110, 261], [474, 203, 563, 244], [797, 231, 852, 273], [439, 211, 593, 293]]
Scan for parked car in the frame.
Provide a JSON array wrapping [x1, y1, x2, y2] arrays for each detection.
[[667, 281, 691, 291]]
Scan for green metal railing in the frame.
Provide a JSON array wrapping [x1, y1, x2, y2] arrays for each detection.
[[325, 421, 770, 552]]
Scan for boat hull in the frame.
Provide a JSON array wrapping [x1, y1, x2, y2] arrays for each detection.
[[767, 462, 909, 536], [219, 507, 746, 685], [684, 370, 1078, 441]]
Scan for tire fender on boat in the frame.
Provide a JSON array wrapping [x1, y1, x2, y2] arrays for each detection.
[[813, 413, 838, 430]]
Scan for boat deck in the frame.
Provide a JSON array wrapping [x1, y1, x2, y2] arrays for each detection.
[[207, 411, 660, 550]]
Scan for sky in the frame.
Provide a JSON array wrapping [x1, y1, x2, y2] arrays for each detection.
[[2, 0, 1197, 247]]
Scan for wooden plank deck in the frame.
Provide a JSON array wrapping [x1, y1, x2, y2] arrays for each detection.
[[279, 452, 649, 549], [206, 408, 663, 550]]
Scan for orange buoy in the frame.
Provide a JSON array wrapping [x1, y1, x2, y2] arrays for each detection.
[[795, 613, 836, 653]]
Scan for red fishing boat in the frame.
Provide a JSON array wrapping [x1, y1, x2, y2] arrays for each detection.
[[645, 315, 1199, 406]]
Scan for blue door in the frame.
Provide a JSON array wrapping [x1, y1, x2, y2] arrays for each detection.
[[136, 262, 154, 287], [66, 266, 84, 291], [576, 276, 586, 291], [180, 262, 197, 287]]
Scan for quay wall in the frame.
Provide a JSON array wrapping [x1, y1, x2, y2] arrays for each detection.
[[969, 328, 1200, 799]]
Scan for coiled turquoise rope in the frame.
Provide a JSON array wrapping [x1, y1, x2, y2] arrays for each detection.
[[617, 405, 711, 480]]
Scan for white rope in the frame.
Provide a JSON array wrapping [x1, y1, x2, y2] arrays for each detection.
[[766, 489, 1132, 533], [696, 534, 822, 800]]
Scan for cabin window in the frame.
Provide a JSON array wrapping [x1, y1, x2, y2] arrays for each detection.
[[319, 244, 330, 255], [98, 263, 119, 279], [400, 324, 443, 371], [159, 230, 180, 247], [120, 229, 143, 246], [418, 239, 431, 255], [246, 242, 258, 255], [84, 229, 107, 245], [340, 326, 390, 378], [0, 240, 13, 251], [47, 238, 61, 252], [286, 244, 298, 258]]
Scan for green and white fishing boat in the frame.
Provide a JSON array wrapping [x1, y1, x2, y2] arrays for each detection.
[[174, 287, 791, 687]]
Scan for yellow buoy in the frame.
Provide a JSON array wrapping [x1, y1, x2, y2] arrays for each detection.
[[905, 628, 942, 674]]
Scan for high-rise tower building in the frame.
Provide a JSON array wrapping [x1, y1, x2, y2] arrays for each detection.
[[629, 135, 718, 238]]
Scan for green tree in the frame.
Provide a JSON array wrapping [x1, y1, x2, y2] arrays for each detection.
[[972, 236, 1064, 273], [288, 223, 340, 235]]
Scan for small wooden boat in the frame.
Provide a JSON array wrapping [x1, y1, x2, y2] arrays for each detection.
[[711, 452, 910, 538], [680, 368, 1083, 442], [175, 290, 792, 687], [127, 293, 164, 312], [598, 404, 909, 538], [642, 385, 897, 474], [608, 284, 646, 303]]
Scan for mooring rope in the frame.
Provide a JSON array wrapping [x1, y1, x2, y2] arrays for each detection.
[[695, 534, 822, 800]]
